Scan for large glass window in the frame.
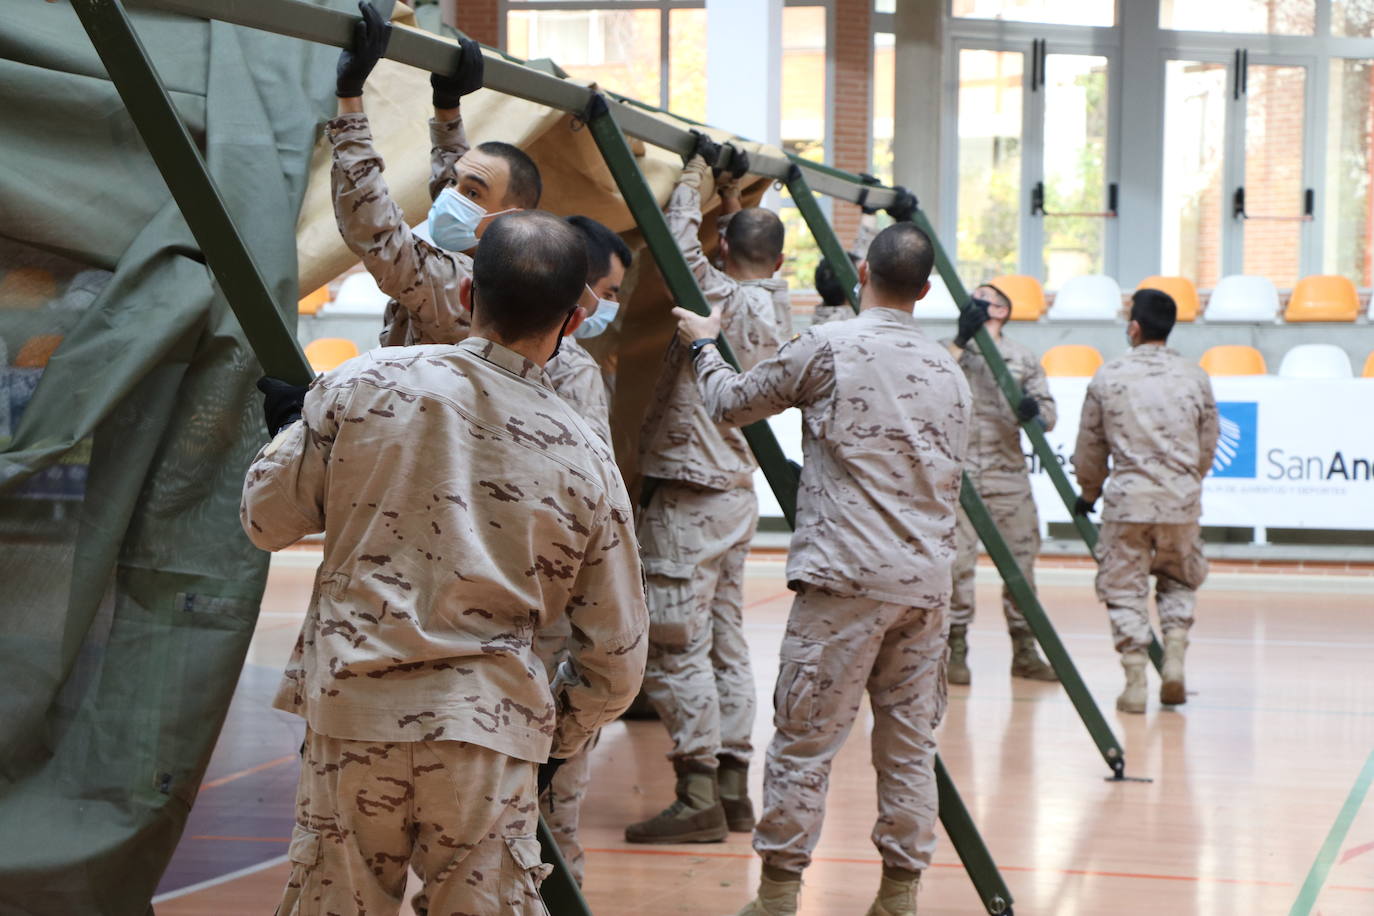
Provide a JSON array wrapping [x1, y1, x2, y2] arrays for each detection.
[[1041, 54, 1110, 288], [1161, 60, 1229, 287], [1333, 0, 1374, 36], [956, 49, 1024, 281], [779, 5, 829, 291], [667, 8, 707, 121], [506, 9, 661, 104], [951, 0, 1114, 27], [1160, 0, 1315, 35], [872, 31, 895, 184], [1241, 64, 1308, 286], [1325, 58, 1374, 284]]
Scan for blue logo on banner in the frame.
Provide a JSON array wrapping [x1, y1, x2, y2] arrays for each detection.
[[1211, 401, 1258, 478]]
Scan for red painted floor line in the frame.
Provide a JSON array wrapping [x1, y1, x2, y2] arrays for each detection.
[[199, 754, 296, 791], [1339, 840, 1374, 865]]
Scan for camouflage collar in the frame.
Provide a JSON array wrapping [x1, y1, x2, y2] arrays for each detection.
[[740, 276, 789, 291], [862, 306, 919, 325], [461, 337, 555, 390]]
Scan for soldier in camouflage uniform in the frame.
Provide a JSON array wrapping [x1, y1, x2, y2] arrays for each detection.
[[1072, 289, 1218, 714], [533, 215, 633, 884], [326, 4, 543, 348], [943, 283, 1058, 685], [625, 136, 792, 845], [243, 212, 648, 915], [675, 223, 971, 916]]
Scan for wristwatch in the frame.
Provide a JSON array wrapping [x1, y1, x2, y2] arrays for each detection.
[[689, 337, 718, 360]]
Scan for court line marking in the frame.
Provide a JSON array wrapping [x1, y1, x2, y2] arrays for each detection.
[[1339, 839, 1374, 865], [150, 854, 290, 904], [200, 754, 296, 791], [190, 835, 291, 843], [1290, 745, 1374, 916]]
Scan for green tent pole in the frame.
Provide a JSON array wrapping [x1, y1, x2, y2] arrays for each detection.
[[783, 169, 1129, 779], [584, 94, 1013, 916], [67, 2, 587, 911]]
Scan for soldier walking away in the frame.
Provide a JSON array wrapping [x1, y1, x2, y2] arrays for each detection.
[[810, 210, 879, 326], [626, 133, 792, 845], [328, 1, 543, 347], [673, 223, 971, 916], [1072, 289, 1219, 714], [242, 212, 648, 915], [943, 282, 1059, 685]]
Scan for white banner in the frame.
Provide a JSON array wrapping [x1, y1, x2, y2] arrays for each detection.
[[756, 378, 1374, 530]]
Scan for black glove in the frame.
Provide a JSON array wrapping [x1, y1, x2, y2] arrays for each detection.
[[723, 144, 750, 181], [1073, 496, 1097, 517], [537, 757, 567, 795], [858, 173, 881, 215], [336, 1, 392, 99], [885, 186, 918, 223], [257, 376, 308, 436], [431, 37, 484, 108], [954, 299, 990, 349], [1016, 395, 1040, 422], [689, 130, 722, 170]]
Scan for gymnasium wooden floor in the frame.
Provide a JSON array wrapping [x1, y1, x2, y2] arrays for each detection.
[[153, 551, 1374, 915]]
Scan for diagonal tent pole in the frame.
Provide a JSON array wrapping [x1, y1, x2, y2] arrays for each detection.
[[65, 1, 591, 912], [583, 94, 1014, 916], [783, 168, 1130, 780]]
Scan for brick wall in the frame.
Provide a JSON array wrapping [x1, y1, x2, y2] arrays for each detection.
[[456, 0, 500, 47], [832, 0, 873, 248]]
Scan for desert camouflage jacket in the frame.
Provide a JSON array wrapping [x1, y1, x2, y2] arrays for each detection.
[[949, 334, 1057, 495], [546, 336, 612, 447]]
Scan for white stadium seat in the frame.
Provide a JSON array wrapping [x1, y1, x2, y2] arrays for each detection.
[[913, 272, 961, 320], [1204, 275, 1281, 323], [326, 272, 391, 316], [1048, 274, 1123, 320], [1277, 344, 1354, 379]]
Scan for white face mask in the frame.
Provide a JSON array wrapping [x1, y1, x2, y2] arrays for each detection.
[[574, 292, 620, 339], [427, 187, 516, 252]]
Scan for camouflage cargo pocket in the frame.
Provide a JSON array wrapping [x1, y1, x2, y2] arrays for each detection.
[[772, 638, 826, 730], [275, 824, 321, 916], [643, 559, 704, 651], [502, 834, 553, 914]]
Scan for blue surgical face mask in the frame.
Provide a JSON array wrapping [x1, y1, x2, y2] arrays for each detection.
[[574, 295, 620, 339], [427, 187, 516, 252]]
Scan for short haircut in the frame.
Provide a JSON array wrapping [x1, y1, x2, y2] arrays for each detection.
[[977, 282, 1012, 311], [813, 252, 861, 306], [724, 207, 785, 268], [566, 215, 633, 286], [865, 223, 935, 302], [1131, 288, 1177, 341], [472, 211, 587, 341], [476, 141, 542, 209]]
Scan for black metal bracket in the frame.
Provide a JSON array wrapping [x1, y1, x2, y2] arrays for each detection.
[[1032, 180, 1118, 218], [1233, 185, 1314, 222]]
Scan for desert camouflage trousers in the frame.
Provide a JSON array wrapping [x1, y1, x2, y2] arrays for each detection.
[[533, 628, 598, 886], [951, 481, 1040, 636], [277, 728, 549, 916], [754, 586, 948, 874], [1095, 521, 1208, 653], [639, 480, 758, 769]]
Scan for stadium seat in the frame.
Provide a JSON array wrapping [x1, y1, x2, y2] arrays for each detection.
[[1136, 275, 1200, 322], [1277, 344, 1354, 379], [1204, 275, 1280, 322], [1363, 352, 1374, 378], [0, 268, 58, 309], [1284, 275, 1359, 322], [913, 272, 961, 320], [987, 274, 1046, 321], [1199, 345, 1267, 376], [1048, 274, 1123, 320], [1041, 344, 1104, 377], [14, 334, 63, 368], [298, 285, 330, 316], [327, 272, 390, 316], [305, 337, 360, 373]]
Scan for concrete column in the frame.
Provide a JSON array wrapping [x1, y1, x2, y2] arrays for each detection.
[[1115, 0, 1165, 287], [893, 0, 943, 227], [707, 0, 783, 146]]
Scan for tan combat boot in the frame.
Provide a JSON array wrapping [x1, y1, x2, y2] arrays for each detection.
[[1009, 633, 1059, 681], [1160, 630, 1189, 706], [946, 625, 971, 685], [733, 866, 802, 916], [625, 759, 728, 844], [1116, 650, 1148, 714], [717, 755, 756, 832], [865, 866, 920, 916]]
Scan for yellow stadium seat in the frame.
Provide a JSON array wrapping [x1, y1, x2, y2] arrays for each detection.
[[0, 268, 58, 309], [1199, 345, 1267, 376], [14, 334, 63, 368], [305, 337, 360, 373], [1136, 275, 1200, 322], [1364, 352, 1374, 378], [298, 285, 330, 316], [1041, 344, 1104, 377], [1284, 274, 1359, 322], [988, 274, 1046, 321]]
